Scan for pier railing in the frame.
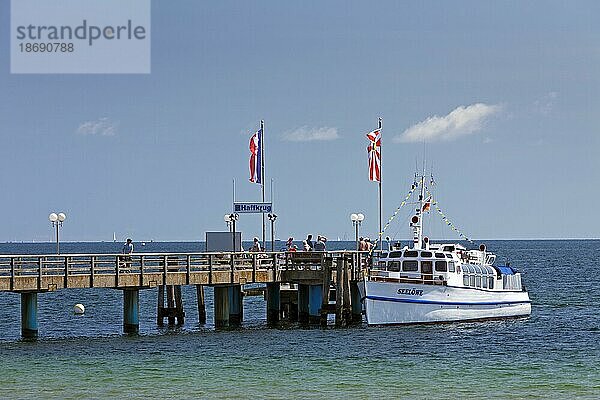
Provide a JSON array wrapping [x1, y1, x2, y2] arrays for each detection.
[[0, 250, 371, 292]]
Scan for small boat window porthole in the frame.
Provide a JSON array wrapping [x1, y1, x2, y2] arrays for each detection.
[[403, 251, 418, 258], [448, 262, 456, 272], [420, 251, 433, 258]]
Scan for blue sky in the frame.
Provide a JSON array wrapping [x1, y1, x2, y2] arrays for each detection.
[[1, 1, 599, 242]]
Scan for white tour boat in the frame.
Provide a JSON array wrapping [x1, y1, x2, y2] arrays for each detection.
[[359, 174, 531, 325]]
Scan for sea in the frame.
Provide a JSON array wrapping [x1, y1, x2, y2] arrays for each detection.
[[0, 240, 599, 399]]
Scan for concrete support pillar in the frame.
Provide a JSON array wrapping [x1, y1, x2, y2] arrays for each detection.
[[21, 292, 38, 338], [123, 289, 140, 334], [266, 283, 280, 324], [298, 284, 310, 324], [196, 285, 206, 324], [214, 286, 229, 328], [228, 285, 243, 327], [350, 281, 363, 324], [308, 284, 323, 325]]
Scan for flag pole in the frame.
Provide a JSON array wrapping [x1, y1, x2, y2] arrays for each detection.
[[378, 117, 383, 245], [261, 119, 266, 250]]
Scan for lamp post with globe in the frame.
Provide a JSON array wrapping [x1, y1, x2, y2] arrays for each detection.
[[350, 213, 365, 251], [48, 212, 66, 254]]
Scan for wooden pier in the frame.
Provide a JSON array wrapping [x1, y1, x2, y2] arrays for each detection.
[[0, 250, 367, 338]]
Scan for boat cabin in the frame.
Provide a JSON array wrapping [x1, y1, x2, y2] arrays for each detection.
[[371, 243, 523, 292]]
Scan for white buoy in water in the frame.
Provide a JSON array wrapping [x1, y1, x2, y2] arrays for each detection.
[[74, 303, 85, 315]]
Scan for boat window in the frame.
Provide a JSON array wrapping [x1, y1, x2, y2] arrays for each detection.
[[388, 261, 400, 272], [463, 275, 469, 286], [435, 253, 445, 259], [402, 260, 418, 272], [435, 261, 447, 272], [475, 276, 481, 287], [389, 251, 403, 258], [488, 278, 494, 289], [380, 252, 388, 258], [403, 251, 418, 258], [474, 265, 483, 274], [445, 254, 452, 258], [448, 262, 455, 272], [482, 276, 488, 288], [485, 266, 495, 275], [420, 251, 433, 258], [378, 261, 387, 268], [470, 275, 475, 286], [463, 265, 472, 274], [443, 246, 455, 252], [421, 261, 433, 274]]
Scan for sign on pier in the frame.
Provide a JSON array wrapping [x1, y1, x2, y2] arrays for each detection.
[[233, 202, 272, 214]]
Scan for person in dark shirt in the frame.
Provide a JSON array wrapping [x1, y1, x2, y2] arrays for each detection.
[[305, 234, 314, 250]]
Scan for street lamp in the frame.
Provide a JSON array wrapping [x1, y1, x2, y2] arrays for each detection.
[[224, 213, 239, 251], [49, 212, 66, 254], [267, 213, 277, 251], [350, 213, 365, 251], [224, 214, 233, 232]]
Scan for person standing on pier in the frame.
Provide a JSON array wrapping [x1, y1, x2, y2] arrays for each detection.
[[305, 234, 314, 251], [250, 237, 262, 252], [359, 237, 367, 251], [120, 238, 134, 270], [314, 235, 326, 251], [122, 238, 134, 255], [286, 237, 294, 251]]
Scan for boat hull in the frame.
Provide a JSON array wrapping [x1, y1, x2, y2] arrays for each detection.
[[359, 280, 531, 325]]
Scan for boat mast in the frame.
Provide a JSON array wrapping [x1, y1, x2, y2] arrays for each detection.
[[411, 173, 426, 249]]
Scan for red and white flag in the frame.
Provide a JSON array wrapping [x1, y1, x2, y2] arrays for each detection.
[[366, 129, 381, 182], [249, 128, 263, 184]]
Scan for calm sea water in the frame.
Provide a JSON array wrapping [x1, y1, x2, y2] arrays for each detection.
[[0, 240, 599, 399]]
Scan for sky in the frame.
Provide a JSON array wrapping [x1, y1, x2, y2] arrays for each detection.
[[1, 1, 599, 242]]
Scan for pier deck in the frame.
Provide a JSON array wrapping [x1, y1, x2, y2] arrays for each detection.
[[0, 251, 363, 292], [0, 250, 367, 338]]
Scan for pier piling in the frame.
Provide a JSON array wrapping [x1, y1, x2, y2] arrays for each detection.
[[123, 289, 139, 333], [196, 285, 206, 324], [228, 285, 243, 327], [266, 283, 280, 324], [214, 286, 230, 328], [350, 281, 363, 324], [298, 284, 310, 324], [20, 292, 38, 338], [308, 285, 323, 325], [157, 285, 185, 326], [335, 258, 346, 327]]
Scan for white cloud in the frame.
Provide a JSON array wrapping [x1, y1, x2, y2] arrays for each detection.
[[283, 126, 339, 142], [394, 103, 501, 143], [77, 117, 118, 136]]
